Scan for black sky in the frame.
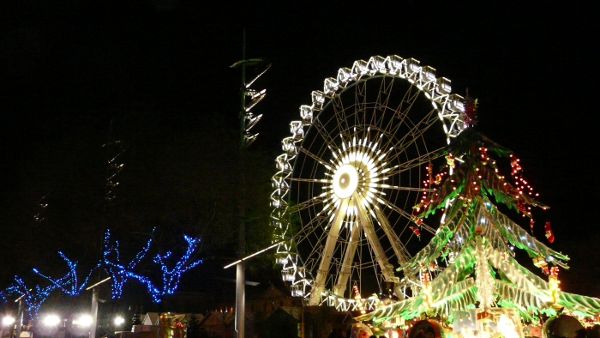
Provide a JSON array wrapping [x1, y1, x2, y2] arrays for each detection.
[[1, 1, 599, 300]]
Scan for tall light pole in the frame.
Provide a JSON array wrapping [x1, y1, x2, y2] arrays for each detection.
[[85, 277, 111, 338], [12, 297, 24, 338], [89, 288, 99, 338], [229, 29, 269, 338]]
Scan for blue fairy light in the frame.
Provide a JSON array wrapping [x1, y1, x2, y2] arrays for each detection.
[[6, 276, 59, 319], [32, 251, 96, 297], [2, 227, 202, 306], [101, 228, 156, 300], [153, 235, 203, 296]]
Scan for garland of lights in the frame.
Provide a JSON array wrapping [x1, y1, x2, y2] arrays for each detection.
[[406, 130, 564, 274], [413, 131, 546, 223]]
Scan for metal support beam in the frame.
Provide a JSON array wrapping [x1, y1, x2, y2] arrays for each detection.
[[90, 288, 99, 338], [235, 263, 245, 338], [12, 299, 23, 338]]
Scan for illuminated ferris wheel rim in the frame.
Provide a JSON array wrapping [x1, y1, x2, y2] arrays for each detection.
[[296, 55, 467, 142], [271, 55, 470, 309]]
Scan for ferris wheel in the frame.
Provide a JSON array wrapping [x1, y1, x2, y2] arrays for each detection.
[[271, 55, 469, 311]]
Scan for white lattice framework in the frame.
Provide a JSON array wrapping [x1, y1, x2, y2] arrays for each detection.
[[271, 55, 470, 309]]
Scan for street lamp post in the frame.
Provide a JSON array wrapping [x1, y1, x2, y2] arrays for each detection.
[[84, 277, 111, 338], [224, 243, 283, 337], [89, 289, 99, 338], [229, 29, 270, 338], [12, 298, 24, 338]]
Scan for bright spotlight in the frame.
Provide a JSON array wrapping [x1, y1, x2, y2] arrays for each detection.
[[72, 314, 93, 328], [41, 314, 61, 327], [113, 315, 125, 327], [2, 315, 16, 327]]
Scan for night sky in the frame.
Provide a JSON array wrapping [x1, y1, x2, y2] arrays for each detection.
[[1, 0, 599, 307]]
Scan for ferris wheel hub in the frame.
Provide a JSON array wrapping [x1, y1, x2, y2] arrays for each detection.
[[332, 164, 359, 199]]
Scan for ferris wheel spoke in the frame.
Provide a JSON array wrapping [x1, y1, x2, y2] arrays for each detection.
[[368, 77, 396, 131], [308, 199, 350, 305], [331, 95, 351, 137], [396, 108, 439, 150], [293, 211, 338, 271], [381, 146, 446, 178], [333, 220, 361, 297], [376, 76, 396, 111], [289, 177, 330, 184], [376, 185, 434, 193], [376, 196, 436, 235], [420, 224, 436, 235], [312, 115, 338, 147], [298, 147, 334, 171], [287, 195, 326, 214], [294, 214, 329, 250], [397, 81, 421, 115], [385, 108, 439, 159], [396, 83, 421, 122], [301, 217, 336, 267], [382, 83, 421, 137], [378, 104, 435, 158], [354, 80, 367, 137], [376, 77, 396, 116]]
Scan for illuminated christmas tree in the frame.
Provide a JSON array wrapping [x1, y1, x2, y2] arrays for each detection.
[[358, 130, 600, 330]]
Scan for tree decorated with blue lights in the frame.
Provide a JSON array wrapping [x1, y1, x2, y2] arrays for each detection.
[[4, 276, 60, 319], [1, 228, 204, 317], [100, 228, 203, 303]]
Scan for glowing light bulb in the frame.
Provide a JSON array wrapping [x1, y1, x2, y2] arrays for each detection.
[[73, 314, 93, 328], [2, 315, 16, 327], [41, 314, 61, 327], [113, 315, 125, 327]]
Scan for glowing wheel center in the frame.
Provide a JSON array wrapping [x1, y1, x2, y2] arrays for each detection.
[[332, 164, 359, 199]]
